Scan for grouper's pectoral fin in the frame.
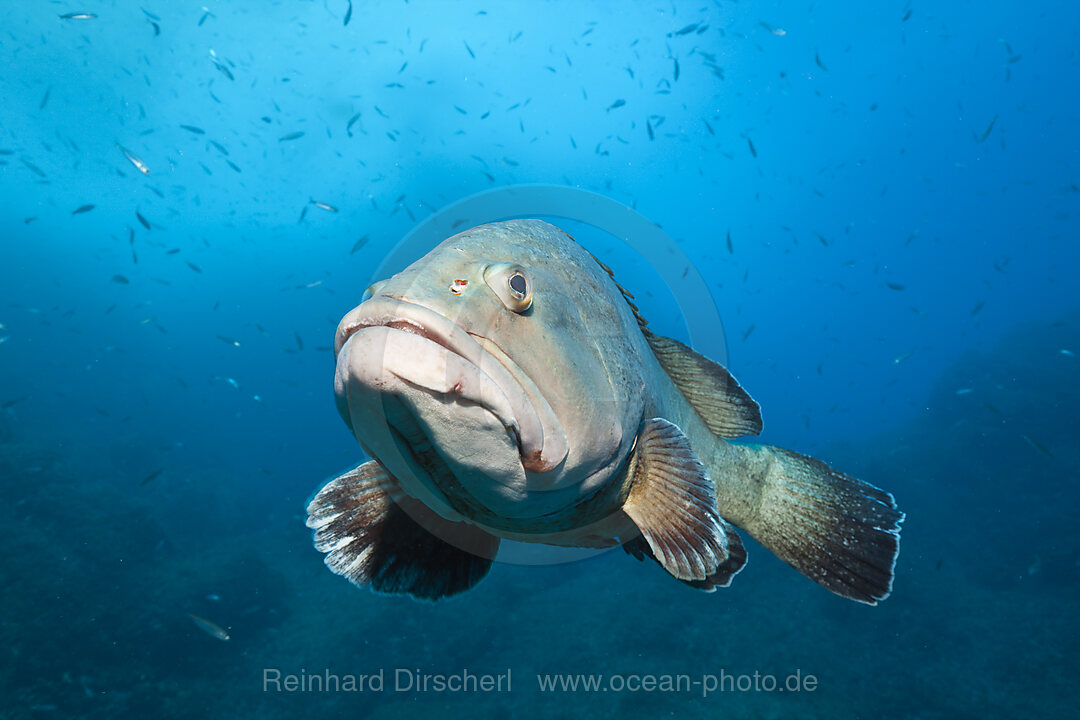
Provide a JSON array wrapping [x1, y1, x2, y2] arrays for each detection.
[[306, 461, 499, 601], [623, 528, 747, 591], [620, 418, 745, 583]]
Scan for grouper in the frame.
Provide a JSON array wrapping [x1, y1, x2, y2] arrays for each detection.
[[307, 220, 903, 603]]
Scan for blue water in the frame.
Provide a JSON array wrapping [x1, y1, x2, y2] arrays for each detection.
[[1, 1, 1077, 718]]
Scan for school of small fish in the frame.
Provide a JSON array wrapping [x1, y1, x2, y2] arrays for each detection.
[[0, 3, 1058, 528]]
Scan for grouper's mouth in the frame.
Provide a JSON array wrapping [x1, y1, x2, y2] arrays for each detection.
[[334, 296, 569, 474]]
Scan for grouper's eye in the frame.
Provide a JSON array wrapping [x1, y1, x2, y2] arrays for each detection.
[[484, 263, 533, 313]]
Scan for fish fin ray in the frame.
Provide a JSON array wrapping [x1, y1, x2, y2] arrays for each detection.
[[741, 446, 904, 605], [621, 418, 733, 582], [623, 519, 747, 591], [306, 461, 499, 601], [643, 328, 763, 438]]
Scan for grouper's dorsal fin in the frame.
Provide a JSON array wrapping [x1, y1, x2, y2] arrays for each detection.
[[643, 328, 763, 439], [588, 251, 762, 439], [589, 251, 651, 330]]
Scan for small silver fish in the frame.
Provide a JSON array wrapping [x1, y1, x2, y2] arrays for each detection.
[[188, 613, 230, 641], [346, 112, 361, 136], [117, 144, 150, 175], [59, 12, 97, 20], [309, 199, 338, 213], [349, 235, 369, 255], [977, 114, 999, 143], [670, 22, 700, 36], [893, 348, 917, 364], [139, 468, 163, 486], [208, 50, 234, 81], [760, 21, 787, 36], [1021, 434, 1054, 458]]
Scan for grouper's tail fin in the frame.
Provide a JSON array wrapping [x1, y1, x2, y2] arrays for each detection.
[[742, 446, 904, 605]]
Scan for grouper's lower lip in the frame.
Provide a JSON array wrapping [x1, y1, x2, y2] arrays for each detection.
[[334, 297, 569, 474], [338, 325, 523, 450]]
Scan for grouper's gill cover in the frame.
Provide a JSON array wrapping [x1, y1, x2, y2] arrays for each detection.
[[333, 220, 651, 522]]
